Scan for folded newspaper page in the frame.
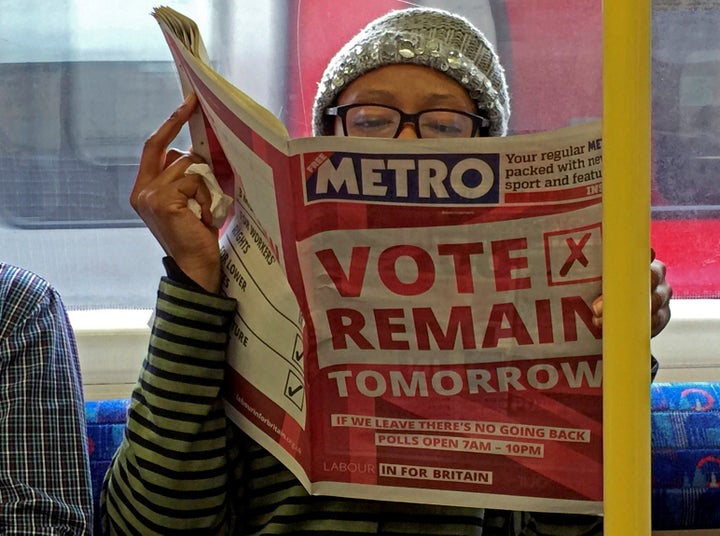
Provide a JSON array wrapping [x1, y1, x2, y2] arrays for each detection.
[[154, 6, 604, 515]]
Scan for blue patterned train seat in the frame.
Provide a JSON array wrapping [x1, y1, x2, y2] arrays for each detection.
[[651, 382, 720, 530], [84, 383, 720, 533], [85, 398, 131, 535]]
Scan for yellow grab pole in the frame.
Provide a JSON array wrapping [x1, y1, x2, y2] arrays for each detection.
[[602, 0, 652, 534]]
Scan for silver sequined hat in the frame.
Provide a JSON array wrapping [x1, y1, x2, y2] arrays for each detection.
[[312, 7, 510, 137]]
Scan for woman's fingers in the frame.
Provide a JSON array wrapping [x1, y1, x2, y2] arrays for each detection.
[[650, 257, 672, 337], [135, 93, 198, 190], [173, 173, 217, 227], [165, 148, 192, 169], [591, 295, 603, 330]]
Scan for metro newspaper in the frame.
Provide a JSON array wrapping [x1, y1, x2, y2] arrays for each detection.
[[154, 6, 605, 515]]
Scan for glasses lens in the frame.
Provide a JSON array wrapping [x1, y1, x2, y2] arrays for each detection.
[[345, 105, 400, 137], [419, 111, 475, 138]]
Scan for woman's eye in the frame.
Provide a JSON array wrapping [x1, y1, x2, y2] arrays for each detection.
[[423, 120, 463, 136], [430, 122, 461, 133], [353, 116, 393, 129]]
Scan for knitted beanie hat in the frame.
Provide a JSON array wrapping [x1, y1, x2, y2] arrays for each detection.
[[312, 7, 510, 137]]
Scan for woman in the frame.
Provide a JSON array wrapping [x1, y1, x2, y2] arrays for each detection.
[[103, 8, 670, 535]]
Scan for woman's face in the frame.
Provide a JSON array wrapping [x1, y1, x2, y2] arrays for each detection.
[[334, 64, 476, 139]]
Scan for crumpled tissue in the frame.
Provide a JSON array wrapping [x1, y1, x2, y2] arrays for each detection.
[[184, 163, 233, 228]]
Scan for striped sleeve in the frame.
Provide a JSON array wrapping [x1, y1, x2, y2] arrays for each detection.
[[481, 510, 603, 536], [515, 512, 603, 536], [101, 278, 237, 536], [235, 436, 487, 535]]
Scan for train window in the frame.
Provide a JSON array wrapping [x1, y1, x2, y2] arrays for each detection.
[[651, 2, 720, 300], [0, 0, 287, 309], [649, 1, 720, 378]]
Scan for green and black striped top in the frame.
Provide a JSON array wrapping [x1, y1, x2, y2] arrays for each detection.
[[101, 277, 602, 536]]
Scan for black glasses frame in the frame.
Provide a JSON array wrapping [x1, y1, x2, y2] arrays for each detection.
[[326, 103, 491, 138]]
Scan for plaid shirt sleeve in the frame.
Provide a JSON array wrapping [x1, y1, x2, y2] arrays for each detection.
[[0, 263, 93, 534]]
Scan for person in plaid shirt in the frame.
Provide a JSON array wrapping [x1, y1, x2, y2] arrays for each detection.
[[0, 262, 92, 534]]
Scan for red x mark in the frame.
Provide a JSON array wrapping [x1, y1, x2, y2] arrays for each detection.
[[559, 233, 592, 276]]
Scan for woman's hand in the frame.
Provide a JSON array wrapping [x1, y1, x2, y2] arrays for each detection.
[[130, 93, 222, 293], [650, 249, 672, 337], [591, 249, 672, 337]]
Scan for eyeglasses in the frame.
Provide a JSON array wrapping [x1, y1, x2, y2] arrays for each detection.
[[326, 103, 491, 139]]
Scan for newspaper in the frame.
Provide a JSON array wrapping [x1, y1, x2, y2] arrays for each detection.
[[154, 6, 604, 515]]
